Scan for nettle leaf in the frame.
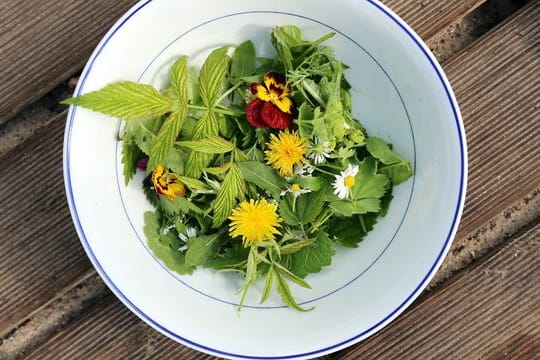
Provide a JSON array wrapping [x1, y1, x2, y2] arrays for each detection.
[[279, 189, 326, 225], [170, 55, 189, 101], [237, 161, 288, 198], [329, 198, 381, 216], [148, 108, 188, 171], [230, 40, 256, 84], [286, 231, 335, 278], [143, 211, 193, 275], [185, 231, 224, 268], [212, 163, 245, 228], [121, 141, 143, 185], [329, 214, 378, 248], [63, 81, 172, 120], [199, 47, 230, 106], [366, 136, 404, 165], [380, 162, 413, 185], [178, 136, 235, 154]]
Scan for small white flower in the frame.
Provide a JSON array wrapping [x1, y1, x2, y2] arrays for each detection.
[[333, 164, 359, 199], [280, 183, 312, 197], [178, 226, 197, 243], [308, 137, 333, 164], [294, 163, 315, 177]]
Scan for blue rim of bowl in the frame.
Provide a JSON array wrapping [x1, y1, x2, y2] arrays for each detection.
[[63, 0, 466, 358]]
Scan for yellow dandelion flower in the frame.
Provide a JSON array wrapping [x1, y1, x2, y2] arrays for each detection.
[[229, 199, 282, 247], [265, 130, 307, 177]]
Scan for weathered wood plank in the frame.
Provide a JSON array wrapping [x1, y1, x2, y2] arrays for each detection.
[[24, 294, 217, 360], [335, 221, 540, 359], [0, 0, 137, 125], [446, 0, 540, 239], [0, 117, 92, 337], [0, 0, 484, 126]]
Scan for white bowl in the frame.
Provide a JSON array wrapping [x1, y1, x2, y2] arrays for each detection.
[[64, 0, 467, 358]]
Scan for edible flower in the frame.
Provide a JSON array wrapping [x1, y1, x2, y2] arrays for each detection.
[[280, 183, 312, 197], [246, 72, 294, 129], [265, 129, 307, 177], [308, 137, 333, 164], [333, 164, 359, 199], [229, 199, 282, 247], [151, 165, 187, 200]]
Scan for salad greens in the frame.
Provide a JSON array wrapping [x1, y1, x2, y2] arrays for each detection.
[[64, 25, 413, 311]]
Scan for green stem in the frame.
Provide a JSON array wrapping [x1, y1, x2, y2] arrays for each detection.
[[312, 166, 335, 176], [215, 81, 245, 104]]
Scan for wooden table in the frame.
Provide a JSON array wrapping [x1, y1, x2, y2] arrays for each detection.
[[0, 0, 538, 358]]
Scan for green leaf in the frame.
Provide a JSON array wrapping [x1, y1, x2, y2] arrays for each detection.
[[260, 266, 275, 304], [169, 56, 189, 102], [212, 163, 245, 227], [177, 176, 212, 192], [237, 161, 288, 198], [297, 176, 324, 191], [274, 267, 313, 312], [177, 136, 235, 154], [185, 231, 224, 268], [205, 162, 232, 175], [380, 162, 413, 185], [279, 189, 326, 225], [121, 141, 143, 185], [274, 263, 311, 289], [329, 214, 378, 248], [230, 40, 256, 84], [143, 211, 193, 275], [286, 231, 335, 278], [148, 109, 188, 171], [329, 198, 381, 216], [351, 160, 390, 200], [366, 136, 404, 165], [62, 81, 172, 120], [159, 196, 204, 216], [206, 244, 249, 270], [184, 110, 220, 177], [280, 239, 315, 255], [199, 47, 230, 106]]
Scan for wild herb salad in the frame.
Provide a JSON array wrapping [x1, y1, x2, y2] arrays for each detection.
[[64, 26, 413, 311]]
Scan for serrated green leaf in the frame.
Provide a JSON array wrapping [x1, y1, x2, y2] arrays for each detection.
[[212, 163, 245, 227], [148, 109, 188, 171], [274, 268, 313, 312], [177, 176, 211, 192], [160, 196, 204, 216], [274, 263, 311, 289], [260, 266, 275, 304], [121, 141, 143, 185], [170, 56, 188, 102], [184, 110, 220, 177], [143, 211, 193, 275], [329, 198, 381, 216], [205, 243, 249, 269], [205, 162, 232, 175], [280, 239, 315, 255], [237, 161, 288, 198], [297, 176, 324, 191], [279, 189, 326, 225], [380, 162, 413, 185], [185, 231, 224, 268], [199, 47, 230, 106], [177, 136, 235, 154], [63, 81, 172, 120], [329, 214, 378, 248], [230, 40, 256, 84], [350, 159, 390, 200], [286, 231, 335, 279], [366, 136, 404, 165]]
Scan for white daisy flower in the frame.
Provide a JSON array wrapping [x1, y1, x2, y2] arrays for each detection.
[[332, 164, 359, 199], [308, 137, 333, 164], [280, 183, 312, 197]]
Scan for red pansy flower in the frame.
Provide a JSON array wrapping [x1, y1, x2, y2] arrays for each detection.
[[246, 72, 294, 129]]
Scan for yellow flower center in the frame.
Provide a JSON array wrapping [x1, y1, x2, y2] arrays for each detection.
[[229, 199, 282, 247], [291, 183, 301, 192], [344, 175, 356, 188], [265, 130, 307, 177]]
